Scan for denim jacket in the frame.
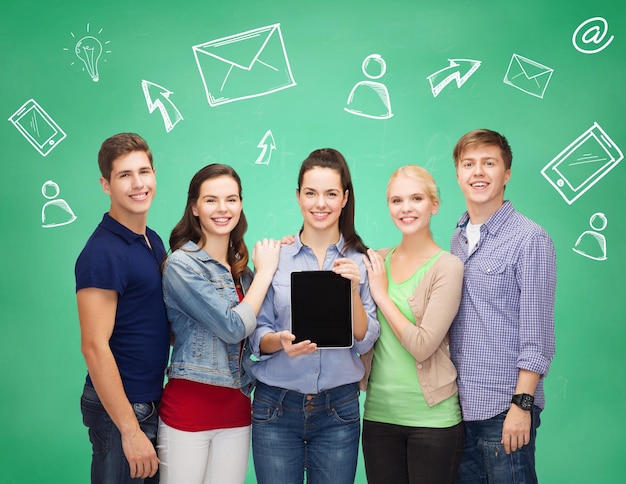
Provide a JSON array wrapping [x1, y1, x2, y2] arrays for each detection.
[[162, 240, 257, 396]]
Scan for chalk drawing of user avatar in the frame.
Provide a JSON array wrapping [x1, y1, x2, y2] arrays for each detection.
[[573, 212, 607, 261], [41, 180, 77, 228], [345, 54, 393, 119]]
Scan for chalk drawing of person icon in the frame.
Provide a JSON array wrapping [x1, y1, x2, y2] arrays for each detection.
[[41, 180, 77, 228], [345, 54, 393, 119], [572, 212, 607, 261]]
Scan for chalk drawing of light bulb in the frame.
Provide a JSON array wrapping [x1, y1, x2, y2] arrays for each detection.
[[75, 35, 103, 82], [63, 24, 111, 81], [41, 180, 77, 228], [572, 212, 607, 261]]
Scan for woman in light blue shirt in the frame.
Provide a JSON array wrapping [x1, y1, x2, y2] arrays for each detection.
[[249, 148, 380, 484]]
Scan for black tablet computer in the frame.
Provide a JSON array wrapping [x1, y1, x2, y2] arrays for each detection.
[[290, 270, 353, 348]]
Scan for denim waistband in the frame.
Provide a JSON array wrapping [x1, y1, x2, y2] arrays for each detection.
[[255, 381, 359, 405]]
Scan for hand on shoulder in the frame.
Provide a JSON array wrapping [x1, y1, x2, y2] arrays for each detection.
[[252, 238, 281, 276]]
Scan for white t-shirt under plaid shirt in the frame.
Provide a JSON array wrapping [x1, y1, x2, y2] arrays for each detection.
[[449, 201, 556, 421]]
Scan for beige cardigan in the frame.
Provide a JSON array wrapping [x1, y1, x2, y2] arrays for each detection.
[[360, 249, 464, 407]]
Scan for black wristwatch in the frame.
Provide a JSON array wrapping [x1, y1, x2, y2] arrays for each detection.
[[511, 393, 534, 411]]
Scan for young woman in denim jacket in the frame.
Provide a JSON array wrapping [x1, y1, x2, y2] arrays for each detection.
[[249, 148, 380, 484], [157, 164, 280, 484], [361, 165, 465, 484]]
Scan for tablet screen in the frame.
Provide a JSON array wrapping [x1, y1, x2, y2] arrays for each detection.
[[290, 271, 353, 348]]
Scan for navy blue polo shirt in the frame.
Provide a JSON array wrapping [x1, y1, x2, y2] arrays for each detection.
[[75, 213, 170, 403]]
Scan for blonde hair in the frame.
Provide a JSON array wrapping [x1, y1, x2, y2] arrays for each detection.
[[387, 165, 440, 205]]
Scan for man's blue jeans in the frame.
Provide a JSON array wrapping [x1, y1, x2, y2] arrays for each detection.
[[456, 406, 541, 484], [80, 384, 160, 484], [251, 381, 361, 484]]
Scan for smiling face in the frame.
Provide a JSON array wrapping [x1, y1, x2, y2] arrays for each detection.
[[297, 167, 348, 236], [192, 175, 242, 241], [100, 150, 156, 228], [456, 144, 511, 221], [387, 174, 438, 236]]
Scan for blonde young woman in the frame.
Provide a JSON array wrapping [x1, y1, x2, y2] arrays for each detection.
[[361, 165, 464, 484]]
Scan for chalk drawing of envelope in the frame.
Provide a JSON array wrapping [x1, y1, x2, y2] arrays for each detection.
[[503, 54, 554, 99], [192, 24, 296, 107]]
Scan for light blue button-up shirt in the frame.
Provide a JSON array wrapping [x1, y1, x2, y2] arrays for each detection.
[[249, 233, 380, 394]]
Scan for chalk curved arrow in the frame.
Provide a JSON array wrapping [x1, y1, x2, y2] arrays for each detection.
[[141, 80, 183, 132], [255, 130, 276, 165], [427, 59, 481, 97]]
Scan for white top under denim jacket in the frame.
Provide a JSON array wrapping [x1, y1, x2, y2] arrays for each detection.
[[162, 240, 257, 396]]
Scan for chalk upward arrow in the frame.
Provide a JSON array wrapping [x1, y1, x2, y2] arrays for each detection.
[[141, 80, 183, 133], [427, 59, 481, 97], [255, 130, 276, 165]]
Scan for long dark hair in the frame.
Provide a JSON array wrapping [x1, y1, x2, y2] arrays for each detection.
[[169, 164, 249, 282], [297, 148, 367, 254]]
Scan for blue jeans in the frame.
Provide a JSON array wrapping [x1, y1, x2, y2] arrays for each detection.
[[80, 384, 160, 484], [251, 381, 361, 484], [456, 406, 541, 484]]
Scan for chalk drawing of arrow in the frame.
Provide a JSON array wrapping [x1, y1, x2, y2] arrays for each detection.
[[427, 59, 481, 97], [141, 80, 183, 133], [255, 130, 276, 165]]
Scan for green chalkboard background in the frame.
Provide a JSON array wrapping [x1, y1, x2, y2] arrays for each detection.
[[1, 0, 624, 482]]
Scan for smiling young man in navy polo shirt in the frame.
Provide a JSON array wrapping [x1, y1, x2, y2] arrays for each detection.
[[75, 133, 170, 483]]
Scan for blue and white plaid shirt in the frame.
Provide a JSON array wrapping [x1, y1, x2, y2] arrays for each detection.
[[450, 201, 556, 421]]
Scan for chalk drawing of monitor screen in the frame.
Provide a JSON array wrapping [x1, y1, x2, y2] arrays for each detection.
[[542, 123, 623, 204]]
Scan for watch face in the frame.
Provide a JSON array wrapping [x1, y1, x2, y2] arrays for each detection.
[[520, 395, 533, 409]]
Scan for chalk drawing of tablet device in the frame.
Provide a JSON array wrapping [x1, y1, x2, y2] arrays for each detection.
[[541, 122, 623, 205], [8, 99, 67, 157]]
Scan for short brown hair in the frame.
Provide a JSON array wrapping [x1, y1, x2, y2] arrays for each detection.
[[453, 129, 512, 170], [97, 133, 153, 180]]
